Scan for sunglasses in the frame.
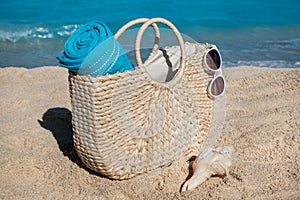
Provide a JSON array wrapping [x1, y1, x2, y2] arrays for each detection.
[[204, 45, 226, 98]]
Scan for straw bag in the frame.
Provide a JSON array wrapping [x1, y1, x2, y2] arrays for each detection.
[[69, 18, 215, 180]]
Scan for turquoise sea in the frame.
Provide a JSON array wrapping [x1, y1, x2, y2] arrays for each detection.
[[0, 0, 300, 68]]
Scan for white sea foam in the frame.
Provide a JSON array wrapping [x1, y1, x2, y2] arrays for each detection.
[[0, 24, 79, 42], [223, 60, 299, 68], [57, 24, 78, 36], [0, 29, 33, 42]]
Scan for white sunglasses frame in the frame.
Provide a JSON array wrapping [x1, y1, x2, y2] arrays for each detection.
[[203, 45, 226, 99]]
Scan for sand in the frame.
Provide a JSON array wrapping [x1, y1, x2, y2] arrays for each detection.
[[0, 66, 299, 199]]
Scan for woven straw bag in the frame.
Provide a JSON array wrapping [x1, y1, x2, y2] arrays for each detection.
[[69, 18, 214, 180]]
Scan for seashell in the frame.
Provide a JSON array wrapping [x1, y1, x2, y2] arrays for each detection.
[[181, 145, 233, 192]]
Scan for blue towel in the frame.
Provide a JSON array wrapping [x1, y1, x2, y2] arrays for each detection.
[[57, 21, 133, 76]]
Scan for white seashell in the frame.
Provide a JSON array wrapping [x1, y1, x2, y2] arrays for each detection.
[[181, 145, 233, 192]]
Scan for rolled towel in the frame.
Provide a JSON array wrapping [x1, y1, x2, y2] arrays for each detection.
[[57, 21, 133, 76]]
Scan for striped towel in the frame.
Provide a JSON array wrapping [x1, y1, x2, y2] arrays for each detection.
[[57, 21, 133, 76]]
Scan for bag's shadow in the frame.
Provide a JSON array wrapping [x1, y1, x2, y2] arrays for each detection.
[[38, 107, 81, 165], [38, 107, 110, 177]]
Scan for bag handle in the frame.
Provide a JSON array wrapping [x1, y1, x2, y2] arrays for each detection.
[[135, 18, 186, 69], [114, 18, 160, 58]]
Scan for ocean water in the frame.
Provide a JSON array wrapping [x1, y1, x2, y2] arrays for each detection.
[[0, 0, 300, 68]]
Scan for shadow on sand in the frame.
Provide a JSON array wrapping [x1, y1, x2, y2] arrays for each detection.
[[38, 107, 106, 177], [38, 107, 81, 164]]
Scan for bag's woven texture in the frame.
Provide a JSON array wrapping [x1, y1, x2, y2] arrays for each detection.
[[68, 18, 214, 180]]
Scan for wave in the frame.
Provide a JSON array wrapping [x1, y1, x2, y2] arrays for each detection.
[[223, 60, 300, 68], [0, 22, 299, 69], [0, 23, 80, 42]]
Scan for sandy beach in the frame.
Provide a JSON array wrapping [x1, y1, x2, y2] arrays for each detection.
[[0, 66, 299, 199]]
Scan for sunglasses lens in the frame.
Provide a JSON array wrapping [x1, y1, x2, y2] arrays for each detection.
[[206, 49, 221, 70], [210, 76, 225, 96]]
